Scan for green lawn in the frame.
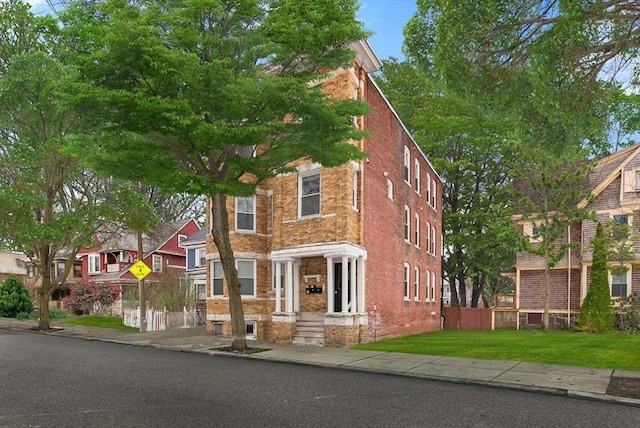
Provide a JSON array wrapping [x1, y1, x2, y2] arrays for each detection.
[[62, 315, 139, 332], [352, 330, 640, 372]]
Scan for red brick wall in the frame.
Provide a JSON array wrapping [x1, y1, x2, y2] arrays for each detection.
[[361, 75, 442, 340]]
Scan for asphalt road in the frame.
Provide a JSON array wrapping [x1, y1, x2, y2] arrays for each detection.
[[2, 330, 640, 428]]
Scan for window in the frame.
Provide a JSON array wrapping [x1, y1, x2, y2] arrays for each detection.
[[193, 248, 206, 268], [194, 280, 206, 300], [426, 222, 431, 254], [404, 146, 410, 183], [152, 255, 163, 273], [426, 173, 431, 205], [212, 261, 224, 296], [178, 234, 187, 244], [56, 262, 65, 278], [611, 272, 628, 298], [299, 171, 320, 217], [431, 225, 436, 256], [387, 179, 394, 200], [613, 214, 629, 225], [404, 263, 410, 300], [431, 271, 436, 302], [404, 206, 410, 242], [531, 225, 541, 237], [27, 265, 34, 278], [235, 196, 255, 232], [236, 145, 256, 157], [414, 267, 420, 301], [237, 260, 256, 296], [636, 171, 640, 190], [414, 214, 420, 248], [426, 270, 431, 301], [431, 179, 437, 209], [88, 254, 100, 275], [352, 169, 359, 210], [414, 159, 420, 193], [272, 263, 284, 290], [245, 321, 257, 340]]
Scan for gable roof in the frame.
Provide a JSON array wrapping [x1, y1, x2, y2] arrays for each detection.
[[97, 219, 199, 254], [577, 143, 640, 208]]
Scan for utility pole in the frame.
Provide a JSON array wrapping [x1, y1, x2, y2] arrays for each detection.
[[138, 229, 147, 333]]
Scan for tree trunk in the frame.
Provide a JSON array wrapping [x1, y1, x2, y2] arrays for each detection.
[[471, 274, 484, 308], [457, 271, 467, 307], [211, 193, 247, 351], [543, 262, 551, 330], [448, 274, 460, 306], [38, 283, 51, 330]]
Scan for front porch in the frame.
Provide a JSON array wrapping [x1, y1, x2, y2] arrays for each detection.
[[270, 242, 369, 347]]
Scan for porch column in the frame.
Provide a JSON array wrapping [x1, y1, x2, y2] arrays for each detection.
[[285, 259, 293, 313], [357, 258, 365, 313], [293, 261, 300, 313], [341, 255, 348, 313], [275, 261, 282, 313], [326, 256, 334, 313], [350, 258, 357, 313]]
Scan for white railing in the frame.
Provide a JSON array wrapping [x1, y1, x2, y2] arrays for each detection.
[[123, 307, 205, 331]]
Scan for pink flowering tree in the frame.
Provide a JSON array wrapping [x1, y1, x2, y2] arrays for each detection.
[[64, 281, 122, 315]]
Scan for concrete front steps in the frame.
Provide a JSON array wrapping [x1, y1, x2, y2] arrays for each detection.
[[293, 313, 324, 346]]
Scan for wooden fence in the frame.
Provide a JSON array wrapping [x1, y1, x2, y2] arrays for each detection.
[[123, 307, 205, 331], [442, 306, 493, 330]]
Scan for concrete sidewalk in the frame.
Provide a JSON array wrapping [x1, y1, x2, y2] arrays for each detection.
[[2, 317, 640, 407]]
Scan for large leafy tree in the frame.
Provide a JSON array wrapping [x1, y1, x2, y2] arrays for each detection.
[[516, 150, 595, 330], [60, 0, 369, 350], [376, 60, 518, 307]]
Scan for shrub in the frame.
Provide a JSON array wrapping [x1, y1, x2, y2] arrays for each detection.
[[0, 275, 33, 318], [578, 223, 615, 332], [63, 281, 121, 315]]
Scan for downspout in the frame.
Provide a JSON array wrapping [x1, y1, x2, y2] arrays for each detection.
[[567, 225, 571, 326]]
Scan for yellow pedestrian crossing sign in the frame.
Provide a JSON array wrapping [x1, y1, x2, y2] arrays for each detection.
[[129, 260, 152, 280]]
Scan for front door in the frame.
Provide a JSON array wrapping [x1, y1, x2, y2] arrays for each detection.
[[333, 262, 351, 312]]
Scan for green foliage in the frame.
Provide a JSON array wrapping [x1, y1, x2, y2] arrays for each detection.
[[376, 59, 518, 307], [579, 223, 615, 332], [0, 275, 33, 318], [617, 294, 640, 334]]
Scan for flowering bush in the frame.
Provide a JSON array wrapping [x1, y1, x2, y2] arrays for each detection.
[[63, 281, 121, 315]]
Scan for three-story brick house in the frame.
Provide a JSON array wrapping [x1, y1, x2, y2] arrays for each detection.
[[205, 40, 443, 346]]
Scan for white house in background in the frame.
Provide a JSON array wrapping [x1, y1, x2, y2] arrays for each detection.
[[182, 228, 207, 301]]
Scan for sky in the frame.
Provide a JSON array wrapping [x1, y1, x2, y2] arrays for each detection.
[[27, 0, 416, 61], [357, 0, 417, 60]]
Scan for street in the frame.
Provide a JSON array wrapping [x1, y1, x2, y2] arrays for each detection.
[[1, 330, 639, 427]]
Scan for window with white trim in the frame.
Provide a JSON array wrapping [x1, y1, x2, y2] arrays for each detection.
[[404, 263, 410, 300], [431, 225, 437, 256], [431, 271, 436, 302], [195, 248, 206, 268], [415, 214, 420, 247], [426, 173, 431, 206], [237, 260, 256, 296], [610, 270, 630, 298], [387, 179, 394, 200], [426, 222, 431, 254], [426, 270, 431, 301], [152, 255, 163, 272], [212, 261, 224, 296], [235, 195, 255, 232], [352, 169, 359, 210], [431, 179, 437, 209], [194, 280, 206, 300], [299, 171, 321, 217], [404, 146, 410, 184], [245, 321, 257, 340], [414, 266, 420, 301], [88, 254, 100, 275], [404, 206, 410, 243], [414, 159, 420, 193]]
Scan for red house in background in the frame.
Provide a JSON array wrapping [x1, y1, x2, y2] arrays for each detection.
[[77, 219, 200, 287]]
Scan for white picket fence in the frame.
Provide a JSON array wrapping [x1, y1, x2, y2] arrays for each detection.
[[123, 307, 205, 331]]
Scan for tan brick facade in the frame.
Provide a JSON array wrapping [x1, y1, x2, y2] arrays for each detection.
[[205, 41, 443, 346]]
